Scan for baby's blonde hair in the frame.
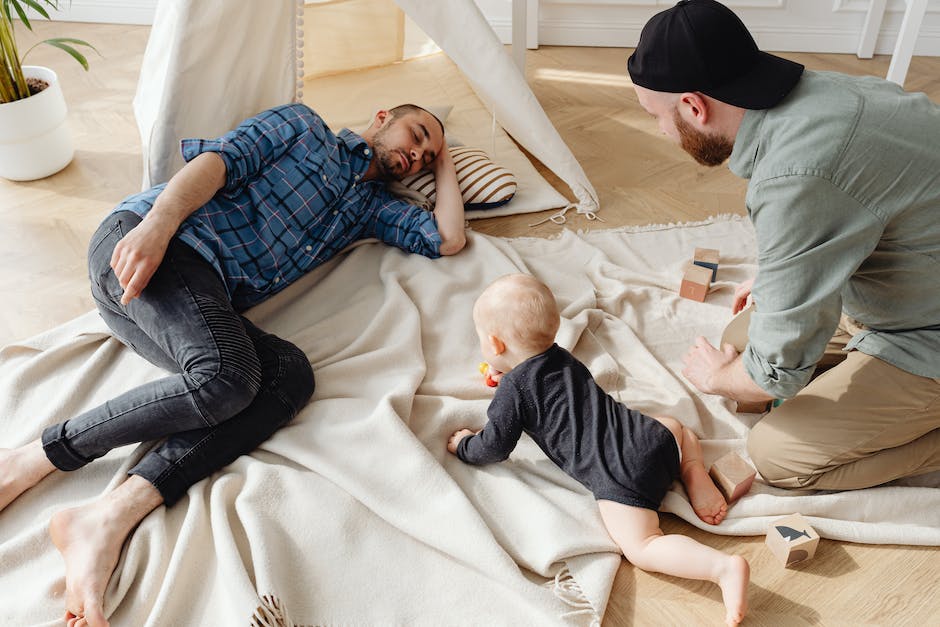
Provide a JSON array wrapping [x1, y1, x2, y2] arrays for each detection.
[[474, 274, 560, 353]]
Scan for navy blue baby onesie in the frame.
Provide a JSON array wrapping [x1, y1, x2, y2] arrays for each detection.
[[457, 344, 680, 510]]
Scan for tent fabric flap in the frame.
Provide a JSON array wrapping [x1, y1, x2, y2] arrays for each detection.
[[134, 0, 598, 216], [134, 0, 299, 187], [394, 0, 599, 215]]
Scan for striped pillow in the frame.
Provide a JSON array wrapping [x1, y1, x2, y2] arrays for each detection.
[[400, 146, 517, 210]]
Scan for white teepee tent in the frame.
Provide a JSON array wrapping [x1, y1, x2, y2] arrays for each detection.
[[133, 0, 599, 218]]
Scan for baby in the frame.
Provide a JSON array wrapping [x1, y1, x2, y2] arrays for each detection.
[[447, 273, 749, 626]]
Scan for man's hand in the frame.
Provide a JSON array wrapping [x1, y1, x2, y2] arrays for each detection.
[[110, 215, 176, 305], [681, 336, 739, 395], [732, 277, 755, 314], [447, 429, 476, 455], [110, 152, 227, 305]]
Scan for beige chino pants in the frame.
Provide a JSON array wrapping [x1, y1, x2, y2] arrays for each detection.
[[747, 315, 940, 490]]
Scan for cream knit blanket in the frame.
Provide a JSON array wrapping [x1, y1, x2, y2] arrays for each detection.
[[1, 216, 937, 626]]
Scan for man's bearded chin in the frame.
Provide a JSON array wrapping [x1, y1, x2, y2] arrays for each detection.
[[376, 151, 401, 180], [674, 109, 734, 167], [371, 129, 405, 181]]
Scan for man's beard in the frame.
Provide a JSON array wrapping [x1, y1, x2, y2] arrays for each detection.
[[371, 127, 405, 181], [673, 109, 734, 167]]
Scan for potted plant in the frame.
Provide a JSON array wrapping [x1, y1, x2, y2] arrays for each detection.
[[0, 0, 95, 180]]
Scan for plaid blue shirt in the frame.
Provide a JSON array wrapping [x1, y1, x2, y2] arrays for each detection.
[[114, 104, 442, 310]]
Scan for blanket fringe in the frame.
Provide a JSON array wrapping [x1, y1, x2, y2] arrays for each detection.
[[504, 212, 748, 243], [528, 203, 604, 228], [251, 594, 312, 627], [574, 212, 747, 236], [545, 566, 601, 627]]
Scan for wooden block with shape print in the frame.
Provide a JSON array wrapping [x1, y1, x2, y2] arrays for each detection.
[[679, 263, 712, 302], [708, 451, 757, 503], [693, 247, 720, 282], [765, 513, 820, 567]]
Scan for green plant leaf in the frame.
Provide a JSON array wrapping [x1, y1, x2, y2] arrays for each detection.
[[10, 2, 32, 31], [18, 0, 53, 21], [42, 37, 94, 70]]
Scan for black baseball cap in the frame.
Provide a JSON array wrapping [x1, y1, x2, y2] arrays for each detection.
[[627, 0, 804, 109]]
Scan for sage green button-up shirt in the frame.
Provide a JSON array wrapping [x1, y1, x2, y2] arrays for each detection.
[[728, 70, 940, 399]]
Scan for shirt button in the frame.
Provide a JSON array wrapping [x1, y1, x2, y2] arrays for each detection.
[[305, 245, 312, 252], [332, 210, 338, 215], [321, 174, 328, 182], [354, 174, 360, 180], [273, 277, 281, 284], [364, 148, 370, 156]]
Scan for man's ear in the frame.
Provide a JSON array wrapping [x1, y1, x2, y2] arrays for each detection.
[[678, 92, 709, 125], [488, 335, 506, 356], [372, 109, 391, 130]]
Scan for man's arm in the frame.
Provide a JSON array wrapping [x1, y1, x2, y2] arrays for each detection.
[[429, 148, 466, 256], [112, 152, 226, 304], [739, 176, 882, 398]]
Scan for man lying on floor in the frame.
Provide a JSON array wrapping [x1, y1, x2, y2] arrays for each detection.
[[0, 102, 466, 627]]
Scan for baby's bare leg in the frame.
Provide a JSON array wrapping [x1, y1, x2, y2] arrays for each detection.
[[652, 416, 727, 525], [50, 474, 163, 627], [0, 439, 57, 513], [598, 499, 749, 626]]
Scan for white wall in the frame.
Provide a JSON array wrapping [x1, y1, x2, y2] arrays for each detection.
[[477, 0, 940, 56], [35, 0, 156, 25], [38, 0, 940, 56]]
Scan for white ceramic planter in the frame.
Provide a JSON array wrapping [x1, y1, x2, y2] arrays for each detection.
[[0, 65, 74, 181]]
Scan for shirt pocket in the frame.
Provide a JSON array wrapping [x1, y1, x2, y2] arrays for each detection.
[[290, 143, 345, 210]]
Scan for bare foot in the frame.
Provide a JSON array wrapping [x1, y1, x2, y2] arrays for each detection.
[[50, 506, 120, 627], [49, 476, 163, 627], [717, 555, 749, 626], [0, 440, 57, 513], [682, 462, 728, 525]]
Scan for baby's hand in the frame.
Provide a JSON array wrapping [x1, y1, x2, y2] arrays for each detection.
[[447, 429, 475, 454]]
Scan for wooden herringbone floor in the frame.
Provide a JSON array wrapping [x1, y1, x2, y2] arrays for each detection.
[[2, 20, 938, 627]]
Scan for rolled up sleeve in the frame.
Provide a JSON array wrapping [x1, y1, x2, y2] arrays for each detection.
[[742, 174, 883, 398], [369, 198, 442, 259], [180, 103, 320, 194]]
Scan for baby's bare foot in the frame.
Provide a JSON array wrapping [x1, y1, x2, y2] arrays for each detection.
[[683, 463, 728, 525], [718, 555, 749, 626]]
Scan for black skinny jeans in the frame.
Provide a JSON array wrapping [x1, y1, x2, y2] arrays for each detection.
[[41, 211, 315, 505]]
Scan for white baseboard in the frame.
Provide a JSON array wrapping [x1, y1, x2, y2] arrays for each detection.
[[31, 1, 940, 57], [489, 19, 940, 57]]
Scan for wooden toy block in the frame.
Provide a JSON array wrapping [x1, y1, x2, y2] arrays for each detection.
[[693, 247, 720, 281], [679, 264, 712, 302], [708, 451, 757, 503], [720, 302, 754, 353], [735, 399, 772, 414], [765, 513, 819, 567]]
